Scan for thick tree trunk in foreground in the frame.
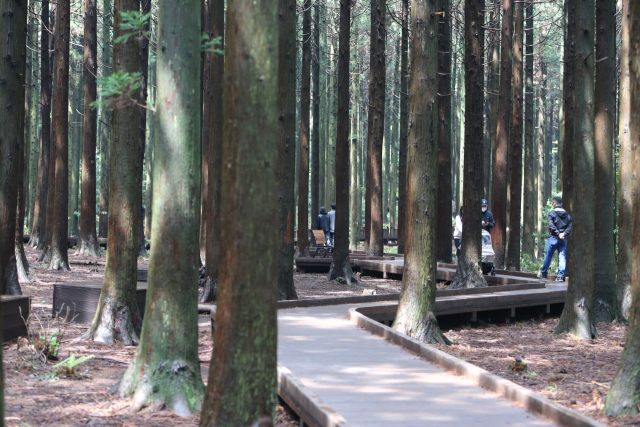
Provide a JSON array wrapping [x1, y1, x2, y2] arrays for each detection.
[[296, 0, 312, 258], [592, 0, 617, 322], [490, 0, 513, 269], [328, 0, 359, 284], [561, 0, 575, 215], [522, 2, 535, 259], [84, 0, 142, 345], [77, 0, 100, 257], [436, 0, 452, 264], [604, 2, 640, 413], [393, 0, 449, 344], [30, 0, 52, 249], [450, 0, 487, 289], [199, 0, 279, 421], [98, 0, 112, 239], [396, 0, 408, 254], [367, 0, 386, 256], [554, 0, 596, 340], [506, 0, 523, 271], [275, 0, 298, 300], [119, 0, 204, 412], [49, 0, 71, 271], [616, 1, 634, 319], [201, 0, 224, 304]]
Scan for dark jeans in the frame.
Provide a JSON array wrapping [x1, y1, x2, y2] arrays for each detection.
[[329, 231, 334, 245], [541, 237, 567, 278], [454, 238, 461, 259]]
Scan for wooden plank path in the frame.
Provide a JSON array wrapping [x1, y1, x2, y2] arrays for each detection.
[[278, 302, 557, 426]]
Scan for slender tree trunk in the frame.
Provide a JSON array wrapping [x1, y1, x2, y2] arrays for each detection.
[[450, 0, 487, 289], [522, 2, 535, 258], [49, 0, 71, 271], [199, 0, 210, 265], [490, 0, 513, 269], [77, 0, 100, 256], [136, 0, 150, 258], [616, 1, 633, 319], [506, 0, 523, 271], [119, 0, 204, 412], [69, 63, 82, 238], [389, 38, 400, 229], [296, 0, 312, 258], [397, 0, 409, 254], [604, 2, 640, 414], [275, 0, 298, 300], [98, 0, 112, 239], [30, 0, 51, 249], [199, 0, 279, 420], [561, 0, 575, 215], [536, 62, 547, 258], [84, 0, 142, 344], [592, 0, 617, 322], [328, 0, 358, 284], [318, 2, 327, 208], [11, 110, 30, 291], [544, 96, 553, 201], [311, 3, 320, 223], [436, 0, 452, 263], [367, 0, 386, 256], [488, 0, 501, 208], [554, 0, 596, 340], [201, 0, 223, 304], [349, 20, 360, 251]]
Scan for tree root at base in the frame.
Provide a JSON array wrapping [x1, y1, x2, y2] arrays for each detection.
[[200, 276, 217, 303], [83, 300, 141, 345], [394, 311, 451, 345], [74, 237, 101, 258], [327, 257, 361, 286], [449, 260, 487, 289]]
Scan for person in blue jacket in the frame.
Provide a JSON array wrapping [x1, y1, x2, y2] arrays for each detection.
[[481, 199, 495, 233]]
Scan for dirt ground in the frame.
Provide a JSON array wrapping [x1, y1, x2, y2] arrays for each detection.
[[6, 244, 636, 426]]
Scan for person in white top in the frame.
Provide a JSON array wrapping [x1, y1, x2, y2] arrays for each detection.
[[453, 206, 463, 259], [327, 203, 336, 245]]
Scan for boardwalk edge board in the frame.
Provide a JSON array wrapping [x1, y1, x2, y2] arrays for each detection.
[[277, 364, 350, 427], [348, 306, 608, 427]]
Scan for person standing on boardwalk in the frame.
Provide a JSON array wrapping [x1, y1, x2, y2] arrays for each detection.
[[453, 206, 463, 260], [317, 206, 331, 243], [327, 203, 336, 245], [538, 196, 572, 281], [481, 199, 495, 233]]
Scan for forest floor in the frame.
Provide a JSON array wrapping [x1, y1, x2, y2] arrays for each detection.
[[4, 245, 634, 426]]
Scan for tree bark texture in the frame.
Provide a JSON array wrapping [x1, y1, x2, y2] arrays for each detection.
[[522, 2, 535, 259], [275, 0, 299, 300], [450, 0, 487, 289], [603, 1, 640, 413], [77, 0, 100, 256], [202, 0, 223, 304], [488, 0, 501, 207], [199, 0, 279, 420], [536, 62, 547, 258], [98, 0, 112, 239], [9, 116, 29, 293], [199, 0, 210, 266], [436, 0, 452, 264], [349, 21, 360, 252], [397, 0, 408, 254], [318, 2, 327, 209], [30, 0, 51, 250], [85, 0, 142, 345], [69, 66, 82, 238], [311, 2, 320, 223], [554, 0, 597, 340], [393, 0, 449, 345], [490, 0, 513, 269], [592, 0, 617, 322], [118, 0, 204, 412], [506, 0, 523, 271], [561, 0, 575, 215]]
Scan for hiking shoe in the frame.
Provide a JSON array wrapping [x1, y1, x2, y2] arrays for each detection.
[[537, 271, 547, 280], [555, 276, 565, 282]]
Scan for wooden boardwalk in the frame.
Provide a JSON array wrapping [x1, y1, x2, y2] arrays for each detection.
[[278, 302, 558, 426]]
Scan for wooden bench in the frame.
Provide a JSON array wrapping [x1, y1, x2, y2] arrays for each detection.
[[309, 230, 333, 258]]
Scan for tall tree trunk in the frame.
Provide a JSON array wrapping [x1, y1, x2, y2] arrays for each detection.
[[118, 0, 204, 412], [275, 0, 298, 300], [536, 62, 547, 258], [318, 2, 327, 209], [144, 46, 155, 240], [84, 0, 142, 344], [367, 0, 386, 256], [69, 62, 82, 238], [506, 0, 523, 271], [136, 0, 150, 258], [436, 0, 452, 263], [77, 0, 100, 256], [544, 96, 553, 202], [349, 19, 360, 251], [98, 0, 112, 239], [389, 38, 400, 229], [616, 0, 633, 319], [554, 0, 596, 340], [199, 0, 279, 420], [311, 3, 320, 223], [396, 0, 409, 254], [488, 0, 501, 207], [201, 0, 223, 304], [592, 0, 617, 322], [296, 0, 312, 258], [199, 0, 210, 265], [393, 0, 449, 344], [490, 0, 513, 269], [603, 1, 640, 414], [10, 107, 29, 291], [450, 0, 487, 289], [561, 0, 575, 214], [522, 1, 535, 258], [49, 0, 71, 271], [30, 0, 52, 249]]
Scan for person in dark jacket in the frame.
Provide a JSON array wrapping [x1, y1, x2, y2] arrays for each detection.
[[538, 196, 573, 281], [481, 199, 495, 233], [317, 206, 331, 243]]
